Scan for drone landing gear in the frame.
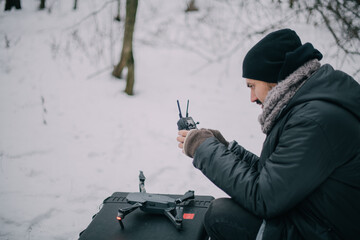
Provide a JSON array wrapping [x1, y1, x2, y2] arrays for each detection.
[[164, 206, 184, 229], [117, 202, 143, 229]]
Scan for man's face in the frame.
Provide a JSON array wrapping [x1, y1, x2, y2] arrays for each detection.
[[246, 79, 277, 108]]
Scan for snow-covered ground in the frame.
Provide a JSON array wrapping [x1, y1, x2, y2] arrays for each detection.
[[0, 1, 358, 239]]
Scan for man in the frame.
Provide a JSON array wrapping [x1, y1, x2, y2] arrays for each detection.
[[176, 29, 360, 240]]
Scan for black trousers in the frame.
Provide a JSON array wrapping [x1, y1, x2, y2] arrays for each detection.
[[204, 198, 263, 240]]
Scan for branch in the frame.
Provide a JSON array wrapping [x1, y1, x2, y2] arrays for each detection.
[[314, 0, 360, 55], [64, 0, 117, 30], [86, 66, 113, 79]]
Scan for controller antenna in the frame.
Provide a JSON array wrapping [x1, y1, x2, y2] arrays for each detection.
[[177, 100, 183, 119]]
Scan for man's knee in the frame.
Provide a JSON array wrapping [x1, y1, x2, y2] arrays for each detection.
[[204, 198, 262, 240], [204, 198, 234, 227]]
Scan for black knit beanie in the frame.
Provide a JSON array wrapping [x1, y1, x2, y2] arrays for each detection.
[[242, 29, 323, 83]]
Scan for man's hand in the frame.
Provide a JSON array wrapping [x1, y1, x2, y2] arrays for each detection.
[[177, 129, 213, 158], [177, 129, 229, 158], [177, 130, 190, 152]]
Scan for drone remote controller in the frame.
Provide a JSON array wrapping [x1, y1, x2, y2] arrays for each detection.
[[177, 100, 199, 130]]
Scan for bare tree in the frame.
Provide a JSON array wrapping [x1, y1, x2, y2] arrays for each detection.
[[4, 0, 21, 11], [73, 0, 78, 10], [114, 0, 121, 21], [185, 0, 199, 12], [283, 0, 360, 56], [179, 0, 360, 76], [112, 0, 138, 95], [39, 0, 46, 10]]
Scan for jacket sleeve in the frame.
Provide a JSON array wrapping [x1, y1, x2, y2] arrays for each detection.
[[228, 140, 260, 167], [193, 116, 335, 218]]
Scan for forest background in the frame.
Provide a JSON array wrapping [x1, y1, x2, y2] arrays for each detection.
[[0, 0, 359, 239]]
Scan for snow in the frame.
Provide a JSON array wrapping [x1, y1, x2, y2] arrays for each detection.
[[0, 1, 358, 239]]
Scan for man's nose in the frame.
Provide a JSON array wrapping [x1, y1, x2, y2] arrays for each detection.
[[250, 90, 257, 102]]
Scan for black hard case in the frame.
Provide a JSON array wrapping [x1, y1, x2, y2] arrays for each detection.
[[79, 192, 214, 240]]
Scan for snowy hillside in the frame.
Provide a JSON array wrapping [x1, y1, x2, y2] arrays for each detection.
[[0, 1, 358, 239]]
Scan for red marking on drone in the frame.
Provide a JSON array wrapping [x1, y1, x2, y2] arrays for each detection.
[[183, 213, 195, 219]]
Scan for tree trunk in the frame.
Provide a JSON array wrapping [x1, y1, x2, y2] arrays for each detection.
[[124, 52, 135, 95], [4, 0, 21, 11], [114, 0, 121, 21], [73, 0, 78, 10], [112, 0, 138, 95], [185, 0, 199, 12], [39, 0, 46, 10]]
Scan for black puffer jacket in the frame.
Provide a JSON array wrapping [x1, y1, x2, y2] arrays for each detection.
[[193, 65, 360, 239]]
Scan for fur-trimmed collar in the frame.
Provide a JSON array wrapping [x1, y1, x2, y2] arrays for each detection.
[[259, 59, 321, 134]]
